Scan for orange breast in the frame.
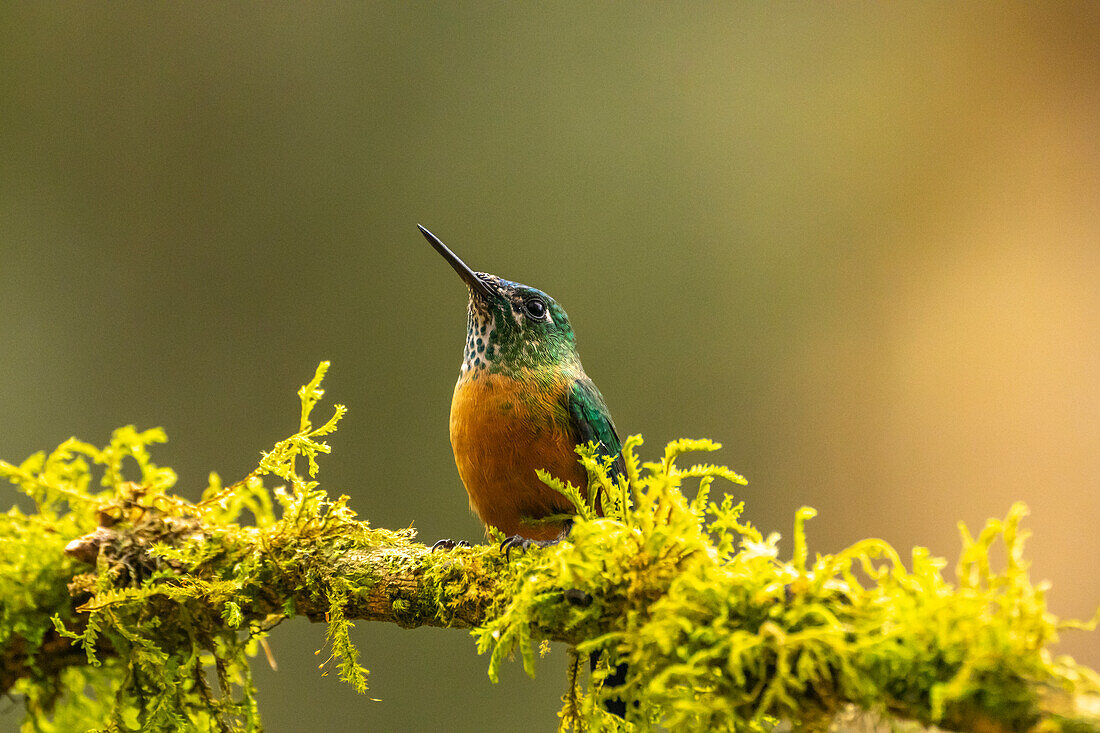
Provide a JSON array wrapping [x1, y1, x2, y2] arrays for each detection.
[[449, 369, 585, 541]]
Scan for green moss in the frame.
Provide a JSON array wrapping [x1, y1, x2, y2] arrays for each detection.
[[0, 362, 355, 732], [2, 362, 1098, 732], [476, 439, 1100, 732]]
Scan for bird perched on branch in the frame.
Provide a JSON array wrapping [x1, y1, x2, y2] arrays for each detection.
[[418, 224, 625, 550], [419, 224, 630, 716]]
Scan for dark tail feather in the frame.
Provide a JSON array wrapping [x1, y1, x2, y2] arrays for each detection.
[[589, 651, 629, 718]]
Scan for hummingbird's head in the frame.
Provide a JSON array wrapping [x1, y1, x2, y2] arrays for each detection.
[[419, 225, 581, 377]]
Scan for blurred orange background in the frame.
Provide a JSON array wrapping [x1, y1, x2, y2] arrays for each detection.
[[2, 5, 1097, 730]]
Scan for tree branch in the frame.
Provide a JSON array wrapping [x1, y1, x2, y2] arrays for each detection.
[[4, 500, 1097, 733], [2, 377, 1097, 732]]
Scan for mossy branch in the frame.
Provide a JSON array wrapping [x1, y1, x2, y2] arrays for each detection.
[[2, 362, 1098, 733]]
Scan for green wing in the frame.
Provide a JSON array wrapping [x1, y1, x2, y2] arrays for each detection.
[[567, 377, 626, 479]]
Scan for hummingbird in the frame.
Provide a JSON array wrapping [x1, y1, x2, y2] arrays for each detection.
[[418, 224, 625, 549], [420, 224, 632, 718]]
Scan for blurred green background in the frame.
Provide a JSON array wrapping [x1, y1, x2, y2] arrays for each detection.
[[2, 4, 1098, 731]]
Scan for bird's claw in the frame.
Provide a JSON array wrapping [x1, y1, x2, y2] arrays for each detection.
[[499, 534, 557, 561], [431, 538, 471, 551]]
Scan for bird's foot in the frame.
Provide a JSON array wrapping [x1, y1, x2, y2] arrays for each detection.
[[499, 534, 558, 561], [431, 538, 471, 551]]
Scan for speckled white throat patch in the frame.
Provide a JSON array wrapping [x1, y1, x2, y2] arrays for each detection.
[[460, 276, 502, 375]]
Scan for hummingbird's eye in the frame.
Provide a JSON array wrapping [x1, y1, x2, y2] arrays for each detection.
[[523, 297, 548, 321]]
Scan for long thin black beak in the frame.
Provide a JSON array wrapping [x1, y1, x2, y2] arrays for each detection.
[[418, 224, 494, 299]]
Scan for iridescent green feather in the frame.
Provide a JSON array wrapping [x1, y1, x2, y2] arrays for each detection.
[[567, 377, 625, 477]]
